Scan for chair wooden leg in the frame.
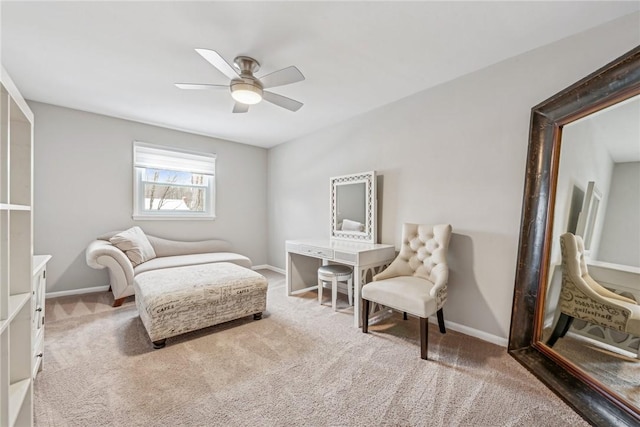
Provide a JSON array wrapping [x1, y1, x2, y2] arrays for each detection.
[[420, 316, 428, 360], [362, 298, 370, 333], [546, 313, 574, 347], [403, 312, 408, 320], [437, 308, 446, 334], [559, 315, 574, 338], [112, 297, 126, 308]]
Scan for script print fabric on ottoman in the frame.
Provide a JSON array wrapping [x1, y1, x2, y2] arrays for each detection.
[[134, 262, 267, 344]]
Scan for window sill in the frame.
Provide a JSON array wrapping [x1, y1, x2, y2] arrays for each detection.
[[132, 214, 216, 221]]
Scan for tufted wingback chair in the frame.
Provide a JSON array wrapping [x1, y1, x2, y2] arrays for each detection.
[[361, 223, 452, 360], [547, 233, 640, 358]]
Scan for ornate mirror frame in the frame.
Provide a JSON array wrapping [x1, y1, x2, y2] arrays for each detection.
[[509, 46, 640, 425], [330, 171, 377, 243]]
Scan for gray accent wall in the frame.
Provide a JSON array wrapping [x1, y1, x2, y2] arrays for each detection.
[[31, 102, 267, 293], [266, 14, 640, 340]]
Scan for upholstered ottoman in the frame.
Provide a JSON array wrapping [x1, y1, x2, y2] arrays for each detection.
[[134, 262, 267, 349]]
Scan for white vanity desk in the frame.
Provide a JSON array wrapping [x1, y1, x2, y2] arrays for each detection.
[[286, 238, 395, 327]]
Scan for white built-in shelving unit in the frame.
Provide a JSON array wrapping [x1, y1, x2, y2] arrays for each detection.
[[1, 66, 35, 427]]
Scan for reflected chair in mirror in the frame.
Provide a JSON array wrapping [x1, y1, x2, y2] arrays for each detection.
[[318, 264, 354, 311], [547, 232, 640, 358], [361, 223, 452, 360]]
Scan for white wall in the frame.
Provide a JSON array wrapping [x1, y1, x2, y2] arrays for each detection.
[[598, 162, 640, 267], [31, 102, 267, 293], [266, 13, 640, 340]]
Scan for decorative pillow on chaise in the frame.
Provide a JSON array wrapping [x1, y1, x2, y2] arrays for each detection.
[[109, 226, 156, 266]]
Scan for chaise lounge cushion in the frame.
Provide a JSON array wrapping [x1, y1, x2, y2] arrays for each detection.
[[134, 252, 252, 275]]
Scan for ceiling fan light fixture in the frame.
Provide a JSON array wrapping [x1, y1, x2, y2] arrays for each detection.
[[177, 49, 304, 112], [231, 82, 263, 105]]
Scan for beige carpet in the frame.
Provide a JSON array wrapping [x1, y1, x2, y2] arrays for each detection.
[[36, 270, 588, 427]]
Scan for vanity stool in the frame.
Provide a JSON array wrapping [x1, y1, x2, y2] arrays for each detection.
[[318, 264, 353, 311]]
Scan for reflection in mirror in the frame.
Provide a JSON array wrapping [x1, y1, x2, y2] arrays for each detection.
[[542, 95, 640, 410], [575, 181, 602, 251], [330, 171, 376, 243], [336, 182, 366, 231]]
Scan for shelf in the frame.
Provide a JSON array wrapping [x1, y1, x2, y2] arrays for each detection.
[[0, 293, 30, 334], [8, 378, 30, 427], [0, 204, 31, 211]]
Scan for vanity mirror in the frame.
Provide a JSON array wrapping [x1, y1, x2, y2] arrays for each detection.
[[509, 46, 640, 426], [330, 171, 377, 243]]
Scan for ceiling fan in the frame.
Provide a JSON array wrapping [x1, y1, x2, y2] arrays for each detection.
[[175, 49, 305, 113]]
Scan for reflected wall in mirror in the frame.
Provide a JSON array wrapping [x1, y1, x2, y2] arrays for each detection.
[[330, 171, 376, 243], [575, 181, 602, 252], [541, 94, 640, 412], [509, 46, 640, 426]]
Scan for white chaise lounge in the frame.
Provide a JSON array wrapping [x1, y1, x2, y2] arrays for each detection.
[[86, 228, 252, 306]]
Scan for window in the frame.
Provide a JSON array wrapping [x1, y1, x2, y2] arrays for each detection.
[[133, 142, 216, 220]]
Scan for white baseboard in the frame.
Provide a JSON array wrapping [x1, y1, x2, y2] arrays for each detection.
[[46, 285, 109, 299], [253, 264, 285, 275], [430, 317, 508, 348]]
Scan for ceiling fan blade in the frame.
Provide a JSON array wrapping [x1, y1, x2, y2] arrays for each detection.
[[263, 91, 303, 112], [175, 83, 229, 90], [195, 48, 238, 80], [260, 66, 305, 89], [232, 102, 250, 114]]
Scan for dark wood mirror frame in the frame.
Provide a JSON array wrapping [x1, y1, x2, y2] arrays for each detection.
[[508, 46, 640, 426]]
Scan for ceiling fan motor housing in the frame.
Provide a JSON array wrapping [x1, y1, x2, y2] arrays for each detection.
[[230, 56, 264, 104]]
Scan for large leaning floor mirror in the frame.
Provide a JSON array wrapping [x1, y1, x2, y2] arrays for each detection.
[[509, 46, 640, 426]]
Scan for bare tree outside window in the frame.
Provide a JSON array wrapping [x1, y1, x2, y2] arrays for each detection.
[[142, 169, 207, 212]]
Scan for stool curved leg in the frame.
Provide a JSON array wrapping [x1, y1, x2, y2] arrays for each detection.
[[332, 277, 338, 311]]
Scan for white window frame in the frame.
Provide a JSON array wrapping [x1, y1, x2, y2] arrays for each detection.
[[132, 141, 216, 220]]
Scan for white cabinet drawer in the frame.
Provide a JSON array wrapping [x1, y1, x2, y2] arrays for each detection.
[[32, 333, 44, 379], [287, 243, 333, 259]]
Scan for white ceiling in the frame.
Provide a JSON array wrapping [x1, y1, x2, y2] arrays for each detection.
[[2, 1, 639, 148]]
